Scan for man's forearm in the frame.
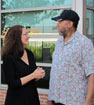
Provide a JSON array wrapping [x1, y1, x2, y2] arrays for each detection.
[[85, 74, 94, 105]]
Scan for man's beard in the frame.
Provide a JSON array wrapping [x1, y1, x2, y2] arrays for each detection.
[[59, 30, 67, 38]]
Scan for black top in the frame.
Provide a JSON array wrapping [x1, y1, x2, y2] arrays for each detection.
[[3, 49, 40, 105]]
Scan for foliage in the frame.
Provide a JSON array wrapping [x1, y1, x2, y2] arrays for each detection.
[[26, 42, 55, 62]]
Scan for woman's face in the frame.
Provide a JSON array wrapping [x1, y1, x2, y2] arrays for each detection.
[[21, 28, 30, 46]]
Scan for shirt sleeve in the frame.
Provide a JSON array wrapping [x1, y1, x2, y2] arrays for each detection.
[[3, 55, 22, 89], [82, 40, 94, 77]]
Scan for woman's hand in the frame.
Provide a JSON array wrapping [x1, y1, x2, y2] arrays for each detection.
[[20, 67, 45, 85], [32, 67, 45, 80]]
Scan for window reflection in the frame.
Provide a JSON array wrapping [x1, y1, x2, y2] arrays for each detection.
[[2, 10, 64, 35], [86, 10, 94, 35], [2, 9, 72, 35], [87, 0, 94, 7], [2, 0, 72, 10]]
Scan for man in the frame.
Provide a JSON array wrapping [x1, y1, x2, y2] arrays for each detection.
[[48, 10, 94, 105]]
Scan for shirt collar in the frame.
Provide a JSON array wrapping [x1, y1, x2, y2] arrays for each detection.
[[63, 31, 78, 45]]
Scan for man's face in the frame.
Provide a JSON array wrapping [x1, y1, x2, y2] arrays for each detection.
[[57, 20, 72, 36]]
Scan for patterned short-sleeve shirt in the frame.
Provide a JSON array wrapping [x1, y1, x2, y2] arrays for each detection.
[[48, 31, 94, 105]]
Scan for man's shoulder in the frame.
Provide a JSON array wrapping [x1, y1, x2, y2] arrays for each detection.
[[76, 32, 92, 44]]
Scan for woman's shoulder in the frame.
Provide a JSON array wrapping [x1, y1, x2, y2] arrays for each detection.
[[3, 53, 12, 59], [2, 54, 16, 66], [25, 48, 34, 56], [3, 53, 15, 61]]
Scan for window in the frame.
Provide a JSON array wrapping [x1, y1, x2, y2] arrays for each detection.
[[2, 0, 72, 10], [27, 41, 56, 63], [86, 10, 94, 35], [87, 0, 94, 7], [36, 66, 51, 89], [1, 8, 71, 88], [0, 0, 72, 89], [2, 10, 62, 34]]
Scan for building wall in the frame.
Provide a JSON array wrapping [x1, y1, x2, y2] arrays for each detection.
[[0, 89, 6, 105], [1, 89, 94, 105], [0, 89, 48, 105]]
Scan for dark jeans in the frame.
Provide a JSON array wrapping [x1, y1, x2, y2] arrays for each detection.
[[52, 101, 65, 105]]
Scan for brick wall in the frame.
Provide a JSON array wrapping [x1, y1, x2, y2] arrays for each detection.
[[0, 89, 48, 105], [0, 88, 94, 105], [0, 89, 7, 105], [39, 94, 48, 105]]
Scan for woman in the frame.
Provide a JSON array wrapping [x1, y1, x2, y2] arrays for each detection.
[[2, 25, 45, 105]]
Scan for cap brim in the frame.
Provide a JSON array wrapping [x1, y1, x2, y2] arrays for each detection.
[[51, 16, 63, 21]]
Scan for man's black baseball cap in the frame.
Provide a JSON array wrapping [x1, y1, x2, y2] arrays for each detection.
[[51, 10, 80, 23]]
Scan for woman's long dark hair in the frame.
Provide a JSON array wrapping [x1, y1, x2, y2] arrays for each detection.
[[2, 25, 24, 58]]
